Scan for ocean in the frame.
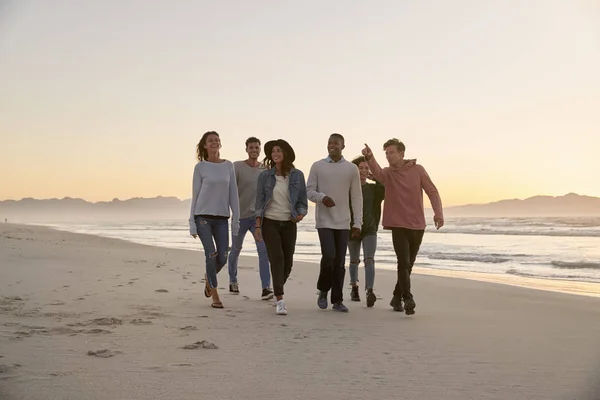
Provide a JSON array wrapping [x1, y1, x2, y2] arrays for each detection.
[[41, 214, 600, 284]]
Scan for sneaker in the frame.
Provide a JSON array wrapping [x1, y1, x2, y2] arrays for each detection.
[[403, 295, 416, 315], [276, 299, 287, 315], [229, 282, 239, 294], [350, 286, 361, 302], [390, 296, 404, 312], [261, 288, 274, 300], [366, 289, 377, 308], [317, 291, 328, 309], [332, 302, 349, 312]]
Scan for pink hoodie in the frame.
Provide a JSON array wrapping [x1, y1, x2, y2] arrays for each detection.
[[367, 157, 443, 230]]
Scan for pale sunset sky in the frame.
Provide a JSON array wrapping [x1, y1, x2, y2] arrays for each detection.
[[1, 0, 599, 207]]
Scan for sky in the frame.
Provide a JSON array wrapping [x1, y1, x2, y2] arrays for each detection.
[[1, 0, 599, 206]]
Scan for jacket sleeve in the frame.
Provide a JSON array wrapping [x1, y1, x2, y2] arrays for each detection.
[[228, 163, 240, 236], [374, 180, 385, 203], [366, 155, 388, 185], [255, 171, 266, 220], [420, 165, 443, 219], [189, 163, 202, 235], [306, 162, 326, 203], [295, 170, 308, 216]]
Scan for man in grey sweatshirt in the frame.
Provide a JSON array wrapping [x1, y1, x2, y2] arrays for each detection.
[[307, 133, 363, 312], [228, 137, 273, 300]]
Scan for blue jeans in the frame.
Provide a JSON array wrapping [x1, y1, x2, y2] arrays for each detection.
[[195, 216, 229, 289], [316, 228, 349, 304], [228, 216, 271, 289], [348, 234, 377, 290]]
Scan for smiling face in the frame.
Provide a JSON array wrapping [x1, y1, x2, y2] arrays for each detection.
[[246, 140, 261, 160], [204, 133, 221, 154], [385, 145, 404, 165], [357, 161, 369, 182], [327, 135, 344, 159], [271, 145, 284, 164]]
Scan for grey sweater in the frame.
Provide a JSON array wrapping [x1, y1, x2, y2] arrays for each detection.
[[306, 157, 363, 230], [189, 160, 240, 236]]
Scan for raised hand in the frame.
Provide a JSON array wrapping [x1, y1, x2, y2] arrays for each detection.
[[362, 143, 373, 160]]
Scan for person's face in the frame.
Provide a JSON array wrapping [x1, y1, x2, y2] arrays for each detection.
[[385, 145, 403, 165], [271, 145, 284, 163], [358, 161, 369, 180], [204, 134, 221, 152], [327, 136, 344, 158], [246, 141, 261, 159]]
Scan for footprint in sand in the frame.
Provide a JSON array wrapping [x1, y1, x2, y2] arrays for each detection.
[[49, 301, 65, 306], [130, 319, 153, 325], [87, 349, 121, 358], [155, 289, 169, 293], [191, 281, 197, 284], [180, 326, 197, 331], [242, 296, 250, 300], [182, 340, 218, 350], [90, 317, 123, 326], [75, 297, 85, 301], [0, 363, 21, 374]]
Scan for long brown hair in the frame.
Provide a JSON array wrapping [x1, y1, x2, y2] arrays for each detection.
[[263, 147, 295, 177], [196, 131, 219, 161]]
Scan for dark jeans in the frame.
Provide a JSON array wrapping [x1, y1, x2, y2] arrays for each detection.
[[391, 228, 424, 299], [262, 218, 297, 297], [194, 215, 229, 289], [316, 228, 349, 304]]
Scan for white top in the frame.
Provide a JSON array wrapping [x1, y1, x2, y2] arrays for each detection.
[[265, 175, 292, 221], [306, 157, 363, 230], [189, 160, 240, 236]]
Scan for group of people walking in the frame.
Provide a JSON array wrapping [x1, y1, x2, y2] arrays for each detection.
[[189, 131, 444, 316]]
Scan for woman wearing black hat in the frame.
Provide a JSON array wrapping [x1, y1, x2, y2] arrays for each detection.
[[254, 139, 308, 315]]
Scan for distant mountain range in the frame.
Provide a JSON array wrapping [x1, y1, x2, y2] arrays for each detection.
[[1, 193, 599, 222]]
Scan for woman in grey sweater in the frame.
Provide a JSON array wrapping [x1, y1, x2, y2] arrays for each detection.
[[189, 131, 240, 309]]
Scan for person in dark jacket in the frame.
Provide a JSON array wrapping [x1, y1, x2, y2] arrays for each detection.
[[348, 156, 385, 307]]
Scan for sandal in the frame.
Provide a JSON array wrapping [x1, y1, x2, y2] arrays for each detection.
[[211, 301, 223, 309], [204, 275, 212, 298]]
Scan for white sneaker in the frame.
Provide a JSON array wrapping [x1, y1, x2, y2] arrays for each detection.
[[276, 299, 287, 315]]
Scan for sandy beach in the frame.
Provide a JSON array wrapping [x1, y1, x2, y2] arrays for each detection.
[[1, 223, 600, 400]]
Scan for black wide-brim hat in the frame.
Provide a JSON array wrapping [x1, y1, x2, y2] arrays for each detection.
[[264, 139, 295, 163]]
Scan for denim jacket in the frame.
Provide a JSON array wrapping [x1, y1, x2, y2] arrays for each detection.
[[255, 167, 308, 222]]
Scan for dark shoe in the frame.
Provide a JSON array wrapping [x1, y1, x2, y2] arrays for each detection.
[[403, 295, 416, 315], [332, 302, 349, 312], [390, 296, 404, 312], [366, 289, 377, 307], [350, 286, 361, 302], [317, 291, 328, 309], [261, 288, 274, 301], [229, 282, 240, 294]]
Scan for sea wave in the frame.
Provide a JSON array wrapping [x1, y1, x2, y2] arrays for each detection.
[[505, 268, 600, 282], [428, 252, 512, 264], [551, 261, 600, 270], [435, 228, 600, 238]]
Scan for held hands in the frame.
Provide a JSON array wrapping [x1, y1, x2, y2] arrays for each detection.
[[434, 216, 444, 230], [253, 227, 263, 242], [289, 214, 304, 223], [351, 227, 361, 239], [362, 144, 373, 160], [322, 196, 336, 208]]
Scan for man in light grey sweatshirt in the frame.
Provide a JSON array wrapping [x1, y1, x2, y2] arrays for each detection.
[[228, 137, 273, 300], [307, 133, 363, 312]]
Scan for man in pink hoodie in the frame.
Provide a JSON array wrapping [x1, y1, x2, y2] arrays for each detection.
[[362, 138, 444, 315]]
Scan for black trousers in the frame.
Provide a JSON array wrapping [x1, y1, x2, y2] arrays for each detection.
[[316, 228, 349, 304], [391, 228, 425, 299], [262, 218, 297, 297]]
